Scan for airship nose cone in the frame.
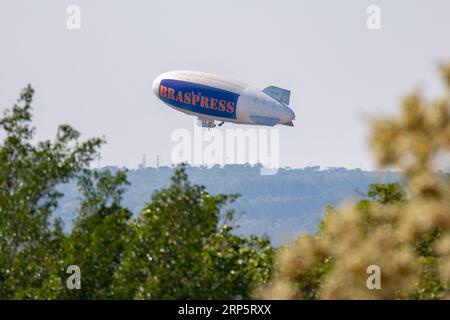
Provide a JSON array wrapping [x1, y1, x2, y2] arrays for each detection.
[[152, 77, 161, 97]]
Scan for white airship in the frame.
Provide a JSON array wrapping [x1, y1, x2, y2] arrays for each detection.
[[152, 70, 295, 128]]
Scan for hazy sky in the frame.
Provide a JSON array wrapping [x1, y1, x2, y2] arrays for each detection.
[[1, 0, 450, 169]]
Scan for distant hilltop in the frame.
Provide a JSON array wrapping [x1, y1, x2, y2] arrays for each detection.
[[56, 164, 402, 246]]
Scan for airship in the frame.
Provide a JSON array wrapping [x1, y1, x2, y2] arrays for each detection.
[[152, 70, 295, 128]]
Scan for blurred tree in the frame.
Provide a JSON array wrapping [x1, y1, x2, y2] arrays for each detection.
[[260, 63, 450, 300], [282, 183, 407, 300]]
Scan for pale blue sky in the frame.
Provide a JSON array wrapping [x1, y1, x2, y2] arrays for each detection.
[[1, 0, 449, 169]]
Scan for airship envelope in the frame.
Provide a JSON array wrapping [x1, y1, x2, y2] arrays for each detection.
[[152, 70, 295, 128]]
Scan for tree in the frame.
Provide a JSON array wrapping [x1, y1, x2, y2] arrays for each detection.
[[61, 169, 132, 299], [0, 86, 274, 299], [261, 63, 450, 300], [367, 183, 406, 204], [113, 165, 273, 299], [0, 85, 103, 299]]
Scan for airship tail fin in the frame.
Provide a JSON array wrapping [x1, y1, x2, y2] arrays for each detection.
[[263, 86, 291, 105]]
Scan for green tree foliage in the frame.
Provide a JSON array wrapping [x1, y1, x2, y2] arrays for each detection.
[[113, 165, 273, 299], [0, 85, 103, 299], [0, 86, 273, 299], [61, 169, 133, 299], [367, 183, 406, 205]]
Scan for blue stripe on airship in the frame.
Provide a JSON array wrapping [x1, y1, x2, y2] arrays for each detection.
[[159, 79, 239, 119]]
